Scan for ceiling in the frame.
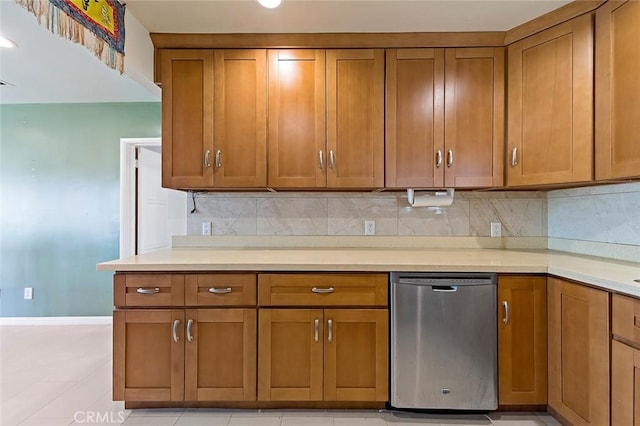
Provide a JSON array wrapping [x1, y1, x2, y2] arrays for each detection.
[[0, 0, 572, 105]]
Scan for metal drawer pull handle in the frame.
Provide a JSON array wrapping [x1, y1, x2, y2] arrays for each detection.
[[136, 287, 160, 294], [447, 149, 454, 167], [172, 319, 180, 343], [204, 150, 211, 168], [503, 301, 509, 325], [215, 150, 222, 168], [328, 319, 333, 343], [314, 319, 319, 342], [511, 147, 518, 167], [187, 319, 194, 342], [311, 287, 334, 294], [319, 150, 324, 169], [208, 287, 232, 294], [435, 150, 443, 168], [432, 285, 458, 292], [329, 150, 335, 169]]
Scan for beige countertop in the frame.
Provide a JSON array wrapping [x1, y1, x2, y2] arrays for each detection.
[[97, 246, 640, 298]]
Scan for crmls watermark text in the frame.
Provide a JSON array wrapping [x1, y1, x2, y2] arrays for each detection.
[[73, 411, 126, 424]]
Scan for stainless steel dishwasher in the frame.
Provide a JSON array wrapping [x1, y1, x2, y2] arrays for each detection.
[[390, 272, 497, 410]]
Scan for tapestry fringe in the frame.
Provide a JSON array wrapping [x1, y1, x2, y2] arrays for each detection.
[[15, 0, 124, 73]]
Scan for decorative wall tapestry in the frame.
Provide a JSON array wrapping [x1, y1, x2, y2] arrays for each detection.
[[15, 0, 125, 72]]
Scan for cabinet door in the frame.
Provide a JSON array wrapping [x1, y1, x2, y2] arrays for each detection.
[[161, 50, 214, 189], [595, 0, 640, 180], [548, 277, 609, 425], [324, 309, 388, 402], [113, 310, 184, 402], [385, 48, 444, 188], [497, 275, 547, 406], [184, 309, 256, 401], [327, 49, 384, 188], [612, 340, 640, 426], [268, 50, 326, 188], [213, 50, 267, 188], [445, 48, 504, 188], [258, 309, 324, 401], [507, 14, 593, 186]]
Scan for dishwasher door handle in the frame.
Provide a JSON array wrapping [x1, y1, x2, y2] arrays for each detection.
[[432, 285, 458, 292]]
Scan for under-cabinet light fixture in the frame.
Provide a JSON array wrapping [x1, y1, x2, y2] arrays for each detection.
[[257, 0, 282, 8]]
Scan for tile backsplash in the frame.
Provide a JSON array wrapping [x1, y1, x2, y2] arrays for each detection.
[[186, 191, 547, 237], [547, 182, 640, 261]]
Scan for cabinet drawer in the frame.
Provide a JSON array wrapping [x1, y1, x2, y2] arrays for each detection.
[[114, 274, 185, 307], [613, 293, 640, 346], [185, 274, 257, 306], [258, 273, 388, 307]]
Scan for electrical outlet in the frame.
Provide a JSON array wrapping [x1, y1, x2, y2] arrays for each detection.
[[490, 222, 502, 237], [201, 221, 212, 236], [24, 287, 33, 300], [364, 220, 376, 236]]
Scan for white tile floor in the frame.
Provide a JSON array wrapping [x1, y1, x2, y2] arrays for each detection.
[[0, 325, 561, 426]]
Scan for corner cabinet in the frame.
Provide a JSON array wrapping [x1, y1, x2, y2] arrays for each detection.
[[507, 14, 593, 187], [595, 0, 640, 180], [257, 273, 389, 401], [161, 49, 267, 190], [547, 277, 609, 425], [497, 275, 547, 406], [386, 48, 503, 189]]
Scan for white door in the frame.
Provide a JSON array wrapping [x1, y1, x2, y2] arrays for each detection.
[[137, 146, 186, 254]]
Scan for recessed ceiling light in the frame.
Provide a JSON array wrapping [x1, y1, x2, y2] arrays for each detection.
[[0, 35, 17, 49], [257, 0, 282, 8]]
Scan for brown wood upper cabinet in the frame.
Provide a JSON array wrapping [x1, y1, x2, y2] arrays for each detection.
[[268, 49, 384, 189], [507, 14, 594, 187], [161, 49, 267, 190], [268, 50, 327, 188], [596, 0, 640, 180], [327, 50, 385, 189], [386, 48, 503, 189]]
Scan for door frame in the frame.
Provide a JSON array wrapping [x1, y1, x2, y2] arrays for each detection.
[[119, 137, 161, 259]]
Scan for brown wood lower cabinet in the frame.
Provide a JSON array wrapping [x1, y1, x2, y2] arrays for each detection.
[[258, 308, 388, 402], [497, 275, 547, 406], [113, 308, 257, 402], [547, 277, 610, 426], [612, 339, 640, 425]]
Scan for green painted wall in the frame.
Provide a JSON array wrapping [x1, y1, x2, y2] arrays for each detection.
[[0, 103, 161, 317]]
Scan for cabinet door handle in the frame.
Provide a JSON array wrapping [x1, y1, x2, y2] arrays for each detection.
[[172, 319, 180, 343], [136, 287, 160, 294], [215, 150, 222, 168], [329, 150, 335, 169], [319, 150, 324, 170], [312, 287, 334, 294], [328, 319, 333, 343], [208, 287, 232, 294], [435, 150, 443, 168], [186, 319, 194, 342], [511, 147, 518, 167], [314, 319, 319, 342], [447, 149, 454, 168], [204, 150, 211, 168], [502, 301, 509, 325]]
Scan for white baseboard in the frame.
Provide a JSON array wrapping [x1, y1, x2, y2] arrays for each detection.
[[0, 316, 112, 326]]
